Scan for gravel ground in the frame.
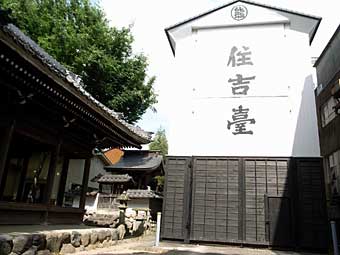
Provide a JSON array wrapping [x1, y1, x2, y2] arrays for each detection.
[[73, 233, 326, 255]]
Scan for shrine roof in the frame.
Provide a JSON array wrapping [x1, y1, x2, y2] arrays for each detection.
[[104, 150, 164, 172], [97, 174, 133, 183], [0, 14, 152, 146], [125, 189, 162, 199]]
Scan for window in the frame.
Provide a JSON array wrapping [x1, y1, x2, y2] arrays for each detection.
[[321, 97, 336, 127], [327, 150, 340, 196]]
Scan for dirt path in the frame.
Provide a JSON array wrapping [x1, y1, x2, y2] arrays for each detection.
[[73, 234, 325, 255]]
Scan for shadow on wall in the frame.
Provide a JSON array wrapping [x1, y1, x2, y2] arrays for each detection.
[[291, 75, 320, 157], [268, 162, 293, 248]]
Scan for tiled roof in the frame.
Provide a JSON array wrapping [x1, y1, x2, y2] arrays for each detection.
[[97, 174, 132, 183], [105, 150, 163, 172], [126, 189, 162, 199], [0, 20, 152, 143]]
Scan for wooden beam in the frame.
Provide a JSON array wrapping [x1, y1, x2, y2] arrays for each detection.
[[0, 120, 15, 196], [56, 157, 69, 206], [42, 138, 62, 204], [79, 158, 91, 210]]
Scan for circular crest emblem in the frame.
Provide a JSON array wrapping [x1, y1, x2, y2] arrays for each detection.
[[231, 5, 248, 21]]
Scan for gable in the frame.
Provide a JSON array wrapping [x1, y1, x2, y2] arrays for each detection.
[[166, 0, 321, 55]]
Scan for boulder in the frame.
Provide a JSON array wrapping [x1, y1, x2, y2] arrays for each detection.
[[12, 235, 32, 254], [104, 230, 111, 241], [21, 246, 37, 255], [74, 245, 85, 253], [102, 240, 110, 248], [110, 229, 118, 242], [89, 231, 98, 245], [84, 244, 96, 251], [59, 244, 75, 254], [0, 235, 13, 255], [97, 230, 106, 243], [70, 232, 81, 248], [59, 233, 70, 245], [45, 233, 59, 253], [32, 235, 46, 251], [80, 233, 89, 247], [117, 225, 126, 240], [132, 221, 145, 236], [46, 232, 71, 254], [125, 220, 133, 230], [36, 250, 50, 255]]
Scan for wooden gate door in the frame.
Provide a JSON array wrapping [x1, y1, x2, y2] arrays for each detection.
[[243, 159, 291, 245], [295, 158, 328, 250], [190, 157, 241, 243], [161, 157, 191, 240], [189, 157, 291, 245], [162, 156, 328, 251], [267, 196, 293, 247]]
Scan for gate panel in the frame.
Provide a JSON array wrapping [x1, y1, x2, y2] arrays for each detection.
[[190, 157, 241, 243], [162, 156, 329, 250], [267, 197, 293, 247], [161, 157, 190, 240], [295, 158, 328, 250], [244, 159, 290, 245]]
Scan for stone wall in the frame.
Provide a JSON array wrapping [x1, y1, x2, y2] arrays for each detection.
[[0, 225, 127, 255]]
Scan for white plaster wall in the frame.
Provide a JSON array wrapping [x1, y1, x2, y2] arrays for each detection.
[[65, 159, 85, 192], [127, 199, 150, 209], [65, 157, 106, 192], [168, 4, 320, 157]]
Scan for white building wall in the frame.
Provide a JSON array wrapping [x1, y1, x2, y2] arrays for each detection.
[[167, 3, 320, 157], [65, 156, 106, 192]]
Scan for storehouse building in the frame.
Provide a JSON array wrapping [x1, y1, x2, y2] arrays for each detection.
[[161, 0, 328, 251]]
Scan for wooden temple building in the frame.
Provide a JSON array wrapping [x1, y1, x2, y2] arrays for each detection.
[[94, 150, 164, 219], [0, 12, 151, 224], [103, 150, 164, 191]]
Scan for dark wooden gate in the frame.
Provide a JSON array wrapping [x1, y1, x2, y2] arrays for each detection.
[[161, 157, 191, 240], [267, 196, 293, 247], [161, 156, 328, 251], [190, 157, 241, 243]]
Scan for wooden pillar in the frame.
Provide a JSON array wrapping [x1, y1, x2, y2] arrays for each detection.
[[0, 159, 10, 199], [16, 156, 30, 202], [79, 158, 91, 210], [0, 121, 15, 196], [43, 140, 62, 204], [56, 158, 70, 206]]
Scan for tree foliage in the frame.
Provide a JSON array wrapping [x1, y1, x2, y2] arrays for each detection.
[[149, 128, 168, 192], [149, 128, 168, 156], [1, 0, 157, 123]]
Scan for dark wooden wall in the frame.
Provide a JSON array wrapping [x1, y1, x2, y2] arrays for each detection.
[[161, 157, 191, 240], [161, 156, 328, 251]]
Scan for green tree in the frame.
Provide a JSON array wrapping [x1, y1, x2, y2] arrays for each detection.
[[149, 128, 168, 156], [1, 0, 156, 123], [149, 128, 168, 192]]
